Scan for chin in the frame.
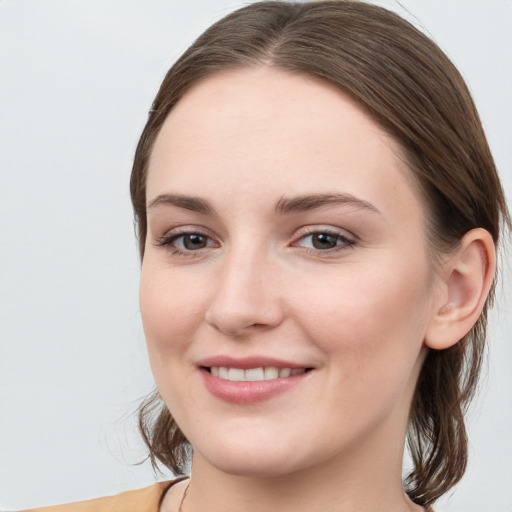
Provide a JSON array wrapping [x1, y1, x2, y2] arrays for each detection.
[[202, 451, 304, 479], [190, 429, 329, 479]]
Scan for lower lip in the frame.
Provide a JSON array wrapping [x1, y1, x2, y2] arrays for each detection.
[[201, 369, 310, 404]]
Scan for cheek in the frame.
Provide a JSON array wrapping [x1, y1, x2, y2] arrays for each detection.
[[292, 262, 433, 433], [139, 261, 206, 367], [294, 258, 433, 374]]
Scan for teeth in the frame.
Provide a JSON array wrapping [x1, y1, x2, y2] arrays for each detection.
[[246, 367, 265, 381], [278, 368, 291, 378], [264, 367, 279, 379], [228, 368, 245, 381], [209, 366, 306, 382]]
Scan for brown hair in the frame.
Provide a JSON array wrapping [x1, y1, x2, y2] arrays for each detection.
[[131, 1, 510, 507]]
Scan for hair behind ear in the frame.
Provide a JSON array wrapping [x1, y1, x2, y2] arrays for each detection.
[[406, 342, 471, 503], [405, 228, 496, 504]]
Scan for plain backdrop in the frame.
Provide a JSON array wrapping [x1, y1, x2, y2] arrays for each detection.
[[0, 1, 511, 510]]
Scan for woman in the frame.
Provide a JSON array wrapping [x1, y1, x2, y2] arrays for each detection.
[[24, 1, 509, 511]]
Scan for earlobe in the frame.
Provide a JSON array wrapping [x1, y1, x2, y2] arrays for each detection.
[[425, 228, 496, 350]]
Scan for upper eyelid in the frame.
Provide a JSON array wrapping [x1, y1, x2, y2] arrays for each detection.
[[157, 225, 216, 239], [292, 225, 357, 241]]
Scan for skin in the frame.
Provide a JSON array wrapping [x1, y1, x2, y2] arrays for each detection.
[[140, 67, 443, 512]]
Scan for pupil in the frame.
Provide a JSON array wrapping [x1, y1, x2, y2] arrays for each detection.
[[312, 233, 337, 249], [184, 234, 206, 250]]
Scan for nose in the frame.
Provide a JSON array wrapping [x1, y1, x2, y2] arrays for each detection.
[[205, 247, 285, 337]]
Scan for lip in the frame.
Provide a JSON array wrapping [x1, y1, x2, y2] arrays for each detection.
[[197, 355, 313, 405], [197, 355, 308, 370]]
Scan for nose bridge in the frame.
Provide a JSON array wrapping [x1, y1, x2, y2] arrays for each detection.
[[205, 237, 283, 335]]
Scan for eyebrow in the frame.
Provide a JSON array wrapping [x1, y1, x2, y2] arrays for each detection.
[[275, 193, 380, 214], [147, 193, 215, 215], [146, 192, 380, 216]]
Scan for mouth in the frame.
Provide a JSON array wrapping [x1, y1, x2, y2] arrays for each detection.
[[203, 366, 311, 382], [199, 359, 314, 404]]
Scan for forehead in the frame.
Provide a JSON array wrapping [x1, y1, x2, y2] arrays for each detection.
[[147, 67, 423, 223], [151, 67, 390, 163]]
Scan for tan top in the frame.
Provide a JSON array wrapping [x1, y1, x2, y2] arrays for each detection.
[[21, 481, 174, 512], [21, 480, 435, 512]]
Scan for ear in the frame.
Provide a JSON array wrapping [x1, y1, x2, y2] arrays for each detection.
[[425, 228, 496, 350]]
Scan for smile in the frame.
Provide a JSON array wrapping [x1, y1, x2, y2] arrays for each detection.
[[200, 361, 313, 404], [208, 367, 308, 381]]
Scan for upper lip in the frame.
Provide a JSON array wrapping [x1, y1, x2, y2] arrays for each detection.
[[197, 355, 312, 370]]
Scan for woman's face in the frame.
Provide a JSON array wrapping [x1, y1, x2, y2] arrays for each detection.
[[140, 68, 440, 477]]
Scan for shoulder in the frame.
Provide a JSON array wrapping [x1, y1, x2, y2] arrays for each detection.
[[21, 481, 175, 512]]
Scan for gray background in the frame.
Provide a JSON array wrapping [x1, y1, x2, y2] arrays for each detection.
[[1, 1, 511, 510]]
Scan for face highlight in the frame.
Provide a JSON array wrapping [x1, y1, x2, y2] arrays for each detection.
[[139, 68, 439, 478]]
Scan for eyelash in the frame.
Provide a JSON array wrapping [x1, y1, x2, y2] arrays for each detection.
[[155, 228, 356, 257]]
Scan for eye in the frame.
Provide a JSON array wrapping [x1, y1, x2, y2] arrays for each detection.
[[156, 230, 219, 255], [294, 230, 355, 252], [174, 233, 211, 250]]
